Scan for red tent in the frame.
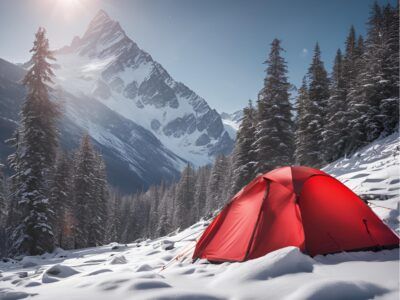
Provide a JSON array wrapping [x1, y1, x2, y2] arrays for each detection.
[[193, 166, 399, 262]]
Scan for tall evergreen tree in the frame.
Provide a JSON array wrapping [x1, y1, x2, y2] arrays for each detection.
[[294, 77, 312, 165], [88, 153, 109, 246], [254, 39, 294, 173], [346, 2, 398, 152], [296, 43, 330, 166], [379, 3, 399, 135], [193, 165, 211, 221], [0, 164, 7, 228], [174, 164, 195, 229], [322, 49, 347, 162], [50, 151, 73, 248], [206, 155, 229, 215], [105, 189, 121, 243], [73, 135, 96, 249], [7, 28, 59, 256], [231, 100, 257, 194], [0, 164, 8, 256]]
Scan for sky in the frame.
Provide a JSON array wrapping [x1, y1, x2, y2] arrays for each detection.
[[0, 0, 396, 112]]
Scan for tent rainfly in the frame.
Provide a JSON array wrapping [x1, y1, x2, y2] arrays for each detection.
[[193, 166, 399, 262]]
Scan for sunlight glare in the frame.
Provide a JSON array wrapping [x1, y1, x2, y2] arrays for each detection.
[[50, 0, 88, 20]]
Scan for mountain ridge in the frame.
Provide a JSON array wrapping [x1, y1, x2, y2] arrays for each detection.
[[0, 10, 234, 192], [53, 10, 234, 165]]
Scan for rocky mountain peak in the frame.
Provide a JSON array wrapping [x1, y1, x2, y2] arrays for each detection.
[[53, 10, 234, 167]]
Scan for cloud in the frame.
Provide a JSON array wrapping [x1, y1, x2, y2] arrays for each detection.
[[301, 48, 308, 57]]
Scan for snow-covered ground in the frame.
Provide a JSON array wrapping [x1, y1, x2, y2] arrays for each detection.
[[1, 133, 399, 300]]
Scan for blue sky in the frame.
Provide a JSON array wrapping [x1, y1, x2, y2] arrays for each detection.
[[0, 0, 396, 112]]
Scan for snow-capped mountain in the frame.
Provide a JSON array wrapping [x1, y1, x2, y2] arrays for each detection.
[[0, 58, 184, 193], [0, 10, 235, 192], [221, 110, 243, 138], [54, 10, 233, 165]]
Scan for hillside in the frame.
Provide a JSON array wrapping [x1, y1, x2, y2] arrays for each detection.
[[0, 134, 398, 300]]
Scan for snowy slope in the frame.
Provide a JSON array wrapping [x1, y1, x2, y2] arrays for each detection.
[[220, 110, 243, 139], [0, 58, 185, 193], [1, 134, 399, 300], [53, 10, 233, 166]]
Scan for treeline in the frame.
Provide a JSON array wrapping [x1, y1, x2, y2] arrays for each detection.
[[113, 156, 232, 243], [0, 28, 110, 257], [111, 1, 399, 242]]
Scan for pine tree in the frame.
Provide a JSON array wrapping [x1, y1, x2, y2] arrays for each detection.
[[105, 189, 121, 243], [322, 49, 347, 162], [193, 165, 210, 221], [294, 77, 312, 165], [254, 39, 294, 173], [7, 28, 59, 256], [0, 164, 7, 228], [174, 164, 195, 229], [87, 153, 108, 246], [379, 3, 399, 135], [296, 43, 330, 166], [346, 2, 395, 152], [50, 151, 73, 248], [231, 100, 257, 194], [206, 155, 229, 214], [342, 26, 359, 89], [147, 184, 163, 238], [0, 164, 8, 256], [73, 135, 96, 248]]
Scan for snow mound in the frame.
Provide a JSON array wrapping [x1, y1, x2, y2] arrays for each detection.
[[142, 290, 224, 300], [109, 255, 127, 264], [286, 279, 389, 300], [0, 290, 37, 300], [212, 247, 314, 285], [42, 264, 79, 283], [128, 279, 171, 290]]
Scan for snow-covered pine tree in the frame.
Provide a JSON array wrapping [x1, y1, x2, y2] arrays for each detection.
[[206, 154, 229, 215], [231, 100, 257, 194], [379, 3, 399, 135], [156, 212, 170, 237], [254, 39, 294, 173], [88, 152, 109, 246], [0, 164, 7, 228], [50, 151, 74, 249], [0, 164, 8, 256], [346, 2, 395, 152], [322, 49, 347, 162], [342, 26, 359, 89], [230, 100, 257, 194], [147, 184, 163, 238], [73, 135, 97, 248], [105, 189, 122, 243], [174, 164, 195, 229], [193, 165, 211, 221], [7, 28, 59, 256], [294, 77, 312, 165], [156, 184, 175, 237], [296, 43, 330, 167], [118, 196, 134, 243], [221, 155, 234, 203]]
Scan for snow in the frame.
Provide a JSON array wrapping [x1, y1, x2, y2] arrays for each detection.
[[221, 110, 243, 139], [1, 134, 399, 299], [51, 13, 233, 167]]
